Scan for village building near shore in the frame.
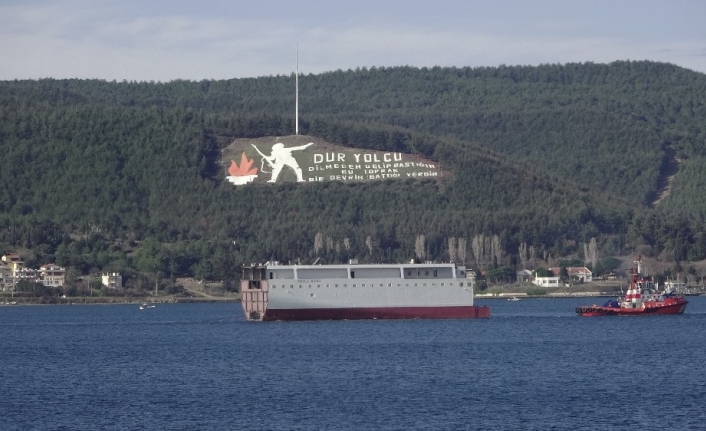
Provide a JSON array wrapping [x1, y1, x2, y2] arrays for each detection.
[[516, 269, 533, 283], [0, 264, 12, 290], [102, 273, 123, 289], [548, 267, 593, 282], [1, 254, 66, 289], [533, 266, 593, 287], [40, 264, 66, 287], [15, 267, 40, 283], [465, 269, 478, 285], [2, 253, 25, 274], [532, 276, 561, 287]]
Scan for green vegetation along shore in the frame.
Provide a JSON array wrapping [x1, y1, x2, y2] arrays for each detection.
[[2, 61, 706, 288]]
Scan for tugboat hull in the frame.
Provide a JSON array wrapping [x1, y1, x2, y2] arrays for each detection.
[[576, 297, 688, 316]]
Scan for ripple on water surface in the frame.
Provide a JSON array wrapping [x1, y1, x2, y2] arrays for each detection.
[[1, 299, 705, 430]]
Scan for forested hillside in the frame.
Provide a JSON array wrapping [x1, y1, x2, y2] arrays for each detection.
[[1, 60, 705, 287]]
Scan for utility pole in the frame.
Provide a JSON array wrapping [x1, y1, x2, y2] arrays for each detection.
[[154, 266, 158, 297]]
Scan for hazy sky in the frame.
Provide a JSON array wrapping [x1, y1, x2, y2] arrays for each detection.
[[2, 0, 705, 81]]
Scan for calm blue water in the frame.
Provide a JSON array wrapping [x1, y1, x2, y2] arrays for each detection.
[[2, 297, 706, 431]]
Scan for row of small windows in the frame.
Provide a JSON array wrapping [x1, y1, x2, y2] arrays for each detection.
[[271, 282, 472, 289], [406, 270, 438, 277], [270, 269, 445, 280]]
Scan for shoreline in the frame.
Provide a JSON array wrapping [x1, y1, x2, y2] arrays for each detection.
[[3, 291, 703, 306], [0, 293, 617, 306], [0, 296, 240, 306], [476, 291, 620, 299]]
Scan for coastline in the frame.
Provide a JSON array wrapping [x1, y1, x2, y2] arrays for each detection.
[[0, 292, 615, 306], [3, 288, 703, 306], [476, 291, 620, 299], [0, 295, 240, 306]]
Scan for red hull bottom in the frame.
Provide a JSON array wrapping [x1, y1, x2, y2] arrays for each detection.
[[576, 298, 688, 316], [262, 305, 491, 321]]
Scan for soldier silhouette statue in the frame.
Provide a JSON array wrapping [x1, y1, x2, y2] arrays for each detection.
[[253, 142, 313, 182]]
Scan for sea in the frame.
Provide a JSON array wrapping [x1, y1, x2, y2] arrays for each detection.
[[1, 297, 705, 431]]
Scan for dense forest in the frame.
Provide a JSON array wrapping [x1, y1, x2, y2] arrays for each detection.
[[1, 60, 705, 289]]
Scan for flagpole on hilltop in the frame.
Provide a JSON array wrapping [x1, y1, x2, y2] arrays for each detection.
[[295, 44, 299, 135]]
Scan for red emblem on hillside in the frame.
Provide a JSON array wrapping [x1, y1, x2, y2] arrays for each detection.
[[229, 152, 258, 176], [227, 152, 259, 185]]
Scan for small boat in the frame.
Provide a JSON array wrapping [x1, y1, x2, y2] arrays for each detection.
[[139, 303, 155, 310], [576, 256, 688, 316], [507, 296, 521, 302]]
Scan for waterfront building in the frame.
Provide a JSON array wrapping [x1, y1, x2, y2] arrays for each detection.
[[40, 264, 66, 287], [102, 273, 123, 289]]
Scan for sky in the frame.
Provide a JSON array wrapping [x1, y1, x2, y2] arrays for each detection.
[[2, 0, 705, 82]]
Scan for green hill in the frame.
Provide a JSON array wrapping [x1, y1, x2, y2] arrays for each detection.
[[1, 60, 705, 285]]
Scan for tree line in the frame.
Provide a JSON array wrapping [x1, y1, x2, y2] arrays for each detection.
[[1, 61, 706, 286]]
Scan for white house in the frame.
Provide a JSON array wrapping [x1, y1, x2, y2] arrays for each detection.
[[465, 269, 477, 285], [40, 264, 66, 287], [102, 273, 123, 289], [15, 267, 40, 283], [0, 264, 11, 291], [549, 267, 593, 282], [2, 253, 24, 276], [533, 276, 561, 287]]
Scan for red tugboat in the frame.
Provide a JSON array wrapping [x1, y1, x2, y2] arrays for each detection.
[[576, 257, 688, 316]]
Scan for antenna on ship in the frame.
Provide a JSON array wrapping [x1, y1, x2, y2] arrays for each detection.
[[295, 44, 299, 135]]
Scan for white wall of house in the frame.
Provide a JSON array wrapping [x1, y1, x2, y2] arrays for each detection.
[[533, 276, 560, 287], [102, 273, 123, 289]]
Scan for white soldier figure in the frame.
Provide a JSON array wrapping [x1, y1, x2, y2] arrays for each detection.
[[254, 142, 313, 182]]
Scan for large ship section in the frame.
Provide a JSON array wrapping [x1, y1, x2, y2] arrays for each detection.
[[240, 262, 490, 321]]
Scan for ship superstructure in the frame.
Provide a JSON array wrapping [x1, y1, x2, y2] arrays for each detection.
[[241, 261, 490, 321]]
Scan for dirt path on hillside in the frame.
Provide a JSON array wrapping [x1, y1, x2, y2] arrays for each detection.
[[651, 143, 681, 207]]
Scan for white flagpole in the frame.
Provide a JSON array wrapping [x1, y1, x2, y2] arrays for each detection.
[[295, 44, 299, 135]]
